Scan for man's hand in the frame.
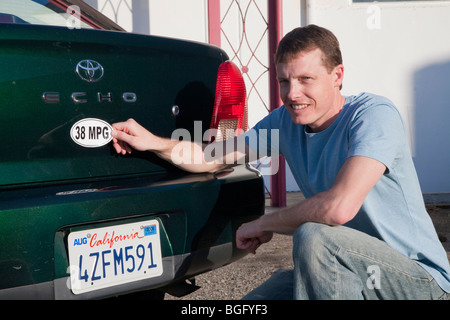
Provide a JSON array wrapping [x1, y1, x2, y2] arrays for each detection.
[[111, 118, 164, 155], [236, 219, 273, 254]]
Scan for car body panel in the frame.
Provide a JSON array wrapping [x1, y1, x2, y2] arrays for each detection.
[[0, 165, 264, 299], [0, 24, 224, 187], [0, 0, 264, 299]]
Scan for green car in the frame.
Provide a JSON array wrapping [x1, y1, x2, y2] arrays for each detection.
[[0, 0, 264, 299]]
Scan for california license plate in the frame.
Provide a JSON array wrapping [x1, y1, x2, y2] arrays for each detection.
[[67, 220, 163, 295]]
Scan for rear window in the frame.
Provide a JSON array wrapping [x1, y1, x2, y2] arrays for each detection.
[[0, 0, 94, 29]]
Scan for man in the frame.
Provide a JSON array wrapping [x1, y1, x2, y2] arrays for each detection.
[[111, 25, 450, 299]]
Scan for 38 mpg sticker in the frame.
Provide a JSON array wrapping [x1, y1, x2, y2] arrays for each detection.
[[70, 118, 113, 148]]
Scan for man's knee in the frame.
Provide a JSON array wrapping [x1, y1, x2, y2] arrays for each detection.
[[293, 223, 328, 249], [293, 222, 332, 262]]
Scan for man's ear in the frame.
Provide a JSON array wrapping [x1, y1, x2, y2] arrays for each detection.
[[334, 64, 344, 90]]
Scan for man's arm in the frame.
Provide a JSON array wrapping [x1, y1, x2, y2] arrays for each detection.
[[236, 156, 386, 253], [111, 118, 248, 173]]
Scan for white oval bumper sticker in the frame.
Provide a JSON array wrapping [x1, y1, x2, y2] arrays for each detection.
[[70, 118, 113, 148]]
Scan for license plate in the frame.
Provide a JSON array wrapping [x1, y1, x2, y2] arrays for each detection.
[[67, 219, 163, 295]]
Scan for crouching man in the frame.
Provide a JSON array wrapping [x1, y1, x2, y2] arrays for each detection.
[[112, 25, 450, 300]]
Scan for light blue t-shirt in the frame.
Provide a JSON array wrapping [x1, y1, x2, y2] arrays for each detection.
[[246, 92, 450, 292]]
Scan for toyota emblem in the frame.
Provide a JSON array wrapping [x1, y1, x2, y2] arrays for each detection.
[[76, 59, 104, 83]]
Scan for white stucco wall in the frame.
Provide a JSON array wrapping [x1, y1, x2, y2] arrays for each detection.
[[306, 0, 450, 194]]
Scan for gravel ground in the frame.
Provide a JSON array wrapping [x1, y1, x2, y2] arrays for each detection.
[[165, 232, 294, 300], [165, 193, 450, 300]]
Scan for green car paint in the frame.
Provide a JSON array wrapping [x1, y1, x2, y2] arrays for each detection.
[[0, 7, 264, 299]]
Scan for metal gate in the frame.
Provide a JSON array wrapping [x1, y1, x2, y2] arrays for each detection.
[[208, 0, 286, 206]]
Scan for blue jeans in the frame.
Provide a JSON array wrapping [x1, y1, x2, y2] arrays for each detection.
[[243, 223, 449, 300]]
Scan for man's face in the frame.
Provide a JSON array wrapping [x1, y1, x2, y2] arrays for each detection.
[[276, 48, 344, 132]]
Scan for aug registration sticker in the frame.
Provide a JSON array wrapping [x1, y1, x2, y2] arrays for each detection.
[[67, 220, 163, 295], [70, 118, 113, 148]]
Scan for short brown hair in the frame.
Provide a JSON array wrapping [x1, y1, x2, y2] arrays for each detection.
[[275, 24, 343, 73]]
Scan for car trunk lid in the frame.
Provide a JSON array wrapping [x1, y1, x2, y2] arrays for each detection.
[[0, 25, 226, 187]]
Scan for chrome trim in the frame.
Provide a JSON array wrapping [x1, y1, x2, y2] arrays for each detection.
[[71, 92, 87, 103], [122, 92, 137, 103], [97, 92, 113, 103], [42, 92, 60, 103], [172, 105, 180, 116], [76, 60, 104, 83]]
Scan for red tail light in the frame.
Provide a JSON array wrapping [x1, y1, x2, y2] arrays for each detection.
[[209, 61, 248, 142]]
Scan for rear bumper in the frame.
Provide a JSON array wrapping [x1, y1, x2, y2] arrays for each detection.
[[0, 242, 239, 300], [0, 165, 264, 299]]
